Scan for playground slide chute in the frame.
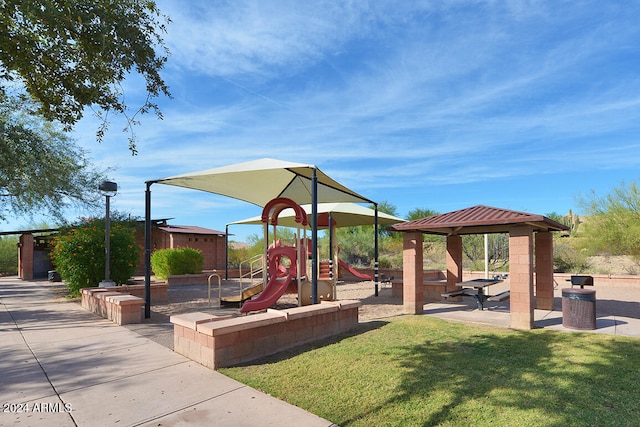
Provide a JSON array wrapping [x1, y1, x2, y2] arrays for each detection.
[[240, 246, 297, 313], [338, 259, 373, 280]]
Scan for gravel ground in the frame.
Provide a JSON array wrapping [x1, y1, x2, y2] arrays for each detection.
[[123, 280, 403, 349]]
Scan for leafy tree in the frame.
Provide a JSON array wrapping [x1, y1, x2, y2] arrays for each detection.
[[0, 0, 171, 152], [546, 210, 580, 235], [406, 208, 439, 221], [462, 233, 509, 271], [578, 181, 640, 261], [227, 242, 250, 270], [0, 234, 18, 275], [51, 215, 140, 295], [0, 109, 105, 222]]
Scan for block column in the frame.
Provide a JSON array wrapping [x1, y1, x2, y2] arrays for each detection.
[[402, 232, 424, 314], [535, 231, 554, 310], [18, 233, 34, 280], [446, 235, 463, 292], [509, 226, 534, 329]]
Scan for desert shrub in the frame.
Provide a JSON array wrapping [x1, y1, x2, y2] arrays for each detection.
[[151, 247, 203, 280], [377, 256, 393, 269], [553, 240, 590, 273], [51, 218, 140, 295], [227, 243, 250, 269]]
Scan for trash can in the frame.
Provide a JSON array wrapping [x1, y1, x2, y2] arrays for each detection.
[[562, 288, 596, 330], [48, 270, 61, 282]]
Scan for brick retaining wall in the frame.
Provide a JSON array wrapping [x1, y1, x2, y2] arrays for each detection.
[[171, 300, 360, 369]]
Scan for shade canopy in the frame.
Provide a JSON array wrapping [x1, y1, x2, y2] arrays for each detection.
[[151, 158, 372, 206], [231, 202, 406, 228], [144, 158, 382, 316]]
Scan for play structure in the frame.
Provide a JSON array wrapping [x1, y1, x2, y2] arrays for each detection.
[[240, 197, 334, 313]]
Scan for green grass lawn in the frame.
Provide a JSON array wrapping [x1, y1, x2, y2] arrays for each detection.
[[220, 316, 640, 426]]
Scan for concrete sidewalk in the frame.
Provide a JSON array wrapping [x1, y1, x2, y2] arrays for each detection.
[[0, 278, 336, 427]]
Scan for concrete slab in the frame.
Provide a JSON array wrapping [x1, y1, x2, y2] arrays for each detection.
[[36, 341, 189, 394], [424, 285, 640, 338], [0, 277, 336, 427], [139, 384, 336, 427], [60, 361, 247, 426]]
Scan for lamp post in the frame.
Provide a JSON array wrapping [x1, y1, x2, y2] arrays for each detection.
[[98, 180, 118, 288]]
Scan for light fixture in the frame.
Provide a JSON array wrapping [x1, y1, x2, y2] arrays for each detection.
[[98, 180, 118, 288]]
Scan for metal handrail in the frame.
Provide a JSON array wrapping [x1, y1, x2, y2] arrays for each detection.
[[208, 273, 221, 308], [238, 253, 265, 292]]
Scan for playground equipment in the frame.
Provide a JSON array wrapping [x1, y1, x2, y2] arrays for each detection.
[[319, 259, 373, 281], [241, 197, 335, 313], [219, 253, 265, 306]]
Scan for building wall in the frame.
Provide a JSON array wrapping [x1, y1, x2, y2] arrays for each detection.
[[134, 228, 227, 275]]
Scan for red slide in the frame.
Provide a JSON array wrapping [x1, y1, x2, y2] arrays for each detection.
[[338, 259, 373, 280], [240, 246, 297, 313]]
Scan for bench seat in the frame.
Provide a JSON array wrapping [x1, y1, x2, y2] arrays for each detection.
[[487, 291, 510, 302], [441, 288, 477, 298]]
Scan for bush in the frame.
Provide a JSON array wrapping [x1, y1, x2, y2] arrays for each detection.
[[51, 218, 140, 295], [151, 247, 203, 280], [553, 240, 590, 273]]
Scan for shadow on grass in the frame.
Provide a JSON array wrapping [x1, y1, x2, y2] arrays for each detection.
[[338, 321, 640, 426], [232, 320, 390, 367]]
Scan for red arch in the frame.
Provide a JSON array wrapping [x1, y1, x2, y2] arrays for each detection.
[[261, 197, 308, 226]]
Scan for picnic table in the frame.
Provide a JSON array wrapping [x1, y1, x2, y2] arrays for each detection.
[[441, 278, 509, 310]]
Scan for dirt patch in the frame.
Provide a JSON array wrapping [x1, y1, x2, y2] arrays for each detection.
[[277, 280, 404, 322], [587, 255, 639, 275]]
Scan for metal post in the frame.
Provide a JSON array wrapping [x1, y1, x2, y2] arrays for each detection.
[[98, 180, 117, 288], [225, 225, 229, 280], [104, 194, 111, 281], [311, 168, 318, 304], [374, 203, 379, 297], [328, 212, 334, 282], [144, 182, 152, 318]]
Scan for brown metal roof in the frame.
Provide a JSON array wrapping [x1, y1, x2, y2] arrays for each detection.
[[388, 205, 569, 235], [157, 225, 227, 235]]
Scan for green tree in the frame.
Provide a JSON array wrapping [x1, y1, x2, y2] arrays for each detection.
[[462, 233, 509, 271], [547, 210, 580, 235], [0, 108, 105, 222], [406, 207, 439, 221], [0, 234, 18, 275], [578, 181, 640, 261], [0, 0, 171, 152], [51, 215, 140, 295]]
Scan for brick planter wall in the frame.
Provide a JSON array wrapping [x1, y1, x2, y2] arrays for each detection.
[[171, 300, 360, 369], [80, 288, 144, 325]]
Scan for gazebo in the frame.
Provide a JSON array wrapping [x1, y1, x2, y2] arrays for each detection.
[[388, 205, 569, 330]]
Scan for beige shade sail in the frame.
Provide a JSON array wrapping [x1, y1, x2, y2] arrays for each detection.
[[230, 202, 405, 228], [144, 158, 381, 315], [151, 158, 372, 206]]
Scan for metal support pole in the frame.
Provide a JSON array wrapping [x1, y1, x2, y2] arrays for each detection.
[[374, 203, 379, 297], [328, 212, 334, 282], [144, 182, 152, 318], [311, 168, 318, 304], [98, 180, 117, 288], [225, 225, 229, 280], [104, 195, 111, 281]]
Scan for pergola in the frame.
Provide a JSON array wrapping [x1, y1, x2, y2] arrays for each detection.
[[388, 205, 569, 330]]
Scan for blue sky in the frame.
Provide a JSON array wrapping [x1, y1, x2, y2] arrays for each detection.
[[5, 1, 640, 241]]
